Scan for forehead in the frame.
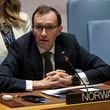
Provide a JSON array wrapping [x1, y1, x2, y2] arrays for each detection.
[[33, 11, 57, 24]]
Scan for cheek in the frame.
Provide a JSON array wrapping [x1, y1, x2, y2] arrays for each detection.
[[33, 29, 40, 38], [50, 35, 57, 43], [32, 30, 39, 42], [32, 28, 37, 35], [53, 32, 60, 41]]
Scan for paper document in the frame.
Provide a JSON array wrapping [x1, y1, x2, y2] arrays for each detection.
[[80, 88, 99, 92], [41, 83, 103, 97]]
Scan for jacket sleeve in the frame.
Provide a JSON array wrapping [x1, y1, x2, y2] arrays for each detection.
[[0, 42, 26, 92], [77, 47, 110, 84]]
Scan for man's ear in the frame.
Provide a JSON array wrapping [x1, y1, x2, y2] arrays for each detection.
[[32, 28, 35, 36], [57, 25, 63, 36]]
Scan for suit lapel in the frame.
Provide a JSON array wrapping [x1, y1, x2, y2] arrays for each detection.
[[28, 38, 43, 79], [54, 38, 74, 74], [55, 43, 66, 70]]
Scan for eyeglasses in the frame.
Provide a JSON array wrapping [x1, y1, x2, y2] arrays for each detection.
[[33, 24, 58, 33]]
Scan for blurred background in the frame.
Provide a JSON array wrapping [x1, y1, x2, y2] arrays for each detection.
[[20, 0, 67, 32]]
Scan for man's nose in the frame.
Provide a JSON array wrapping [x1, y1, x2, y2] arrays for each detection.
[[41, 28, 47, 36]]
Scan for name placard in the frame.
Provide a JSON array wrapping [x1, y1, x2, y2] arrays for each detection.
[[66, 89, 110, 104]]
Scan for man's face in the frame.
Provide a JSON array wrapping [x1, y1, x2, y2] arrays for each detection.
[[32, 11, 62, 51]]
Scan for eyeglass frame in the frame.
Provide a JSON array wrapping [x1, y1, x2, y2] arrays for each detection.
[[32, 24, 59, 33]]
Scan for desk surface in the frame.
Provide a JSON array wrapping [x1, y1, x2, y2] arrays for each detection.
[[1, 82, 110, 110]]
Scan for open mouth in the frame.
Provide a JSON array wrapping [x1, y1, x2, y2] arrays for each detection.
[[39, 39, 49, 45], [40, 39, 49, 42]]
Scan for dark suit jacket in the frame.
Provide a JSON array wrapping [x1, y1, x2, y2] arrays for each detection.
[[0, 31, 110, 92]]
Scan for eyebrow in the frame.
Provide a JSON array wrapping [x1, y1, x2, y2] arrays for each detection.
[[34, 23, 58, 26]]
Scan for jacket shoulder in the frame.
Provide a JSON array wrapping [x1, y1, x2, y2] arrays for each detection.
[[57, 32, 79, 44], [11, 31, 34, 52]]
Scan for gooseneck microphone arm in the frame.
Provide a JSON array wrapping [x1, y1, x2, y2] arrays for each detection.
[[62, 51, 89, 93]]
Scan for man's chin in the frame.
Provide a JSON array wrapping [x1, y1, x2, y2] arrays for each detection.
[[39, 45, 50, 51]]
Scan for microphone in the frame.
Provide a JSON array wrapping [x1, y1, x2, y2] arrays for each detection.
[[61, 51, 89, 93], [61, 52, 109, 104]]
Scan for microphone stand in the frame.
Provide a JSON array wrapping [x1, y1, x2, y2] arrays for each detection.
[[62, 51, 89, 93], [61, 52, 109, 104]]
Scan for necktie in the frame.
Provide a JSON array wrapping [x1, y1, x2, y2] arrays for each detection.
[[42, 52, 53, 74]]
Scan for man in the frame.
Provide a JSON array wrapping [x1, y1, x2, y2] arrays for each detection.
[[0, 5, 110, 92]]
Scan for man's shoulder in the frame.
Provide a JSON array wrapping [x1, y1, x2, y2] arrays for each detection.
[[60, 32, 76, 38], [57, 32, 77, 43], [10, 31, 34, 53], [55, 32, 80, 54], [16, 31, 33, 42], [13, 31, 34, 48]]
